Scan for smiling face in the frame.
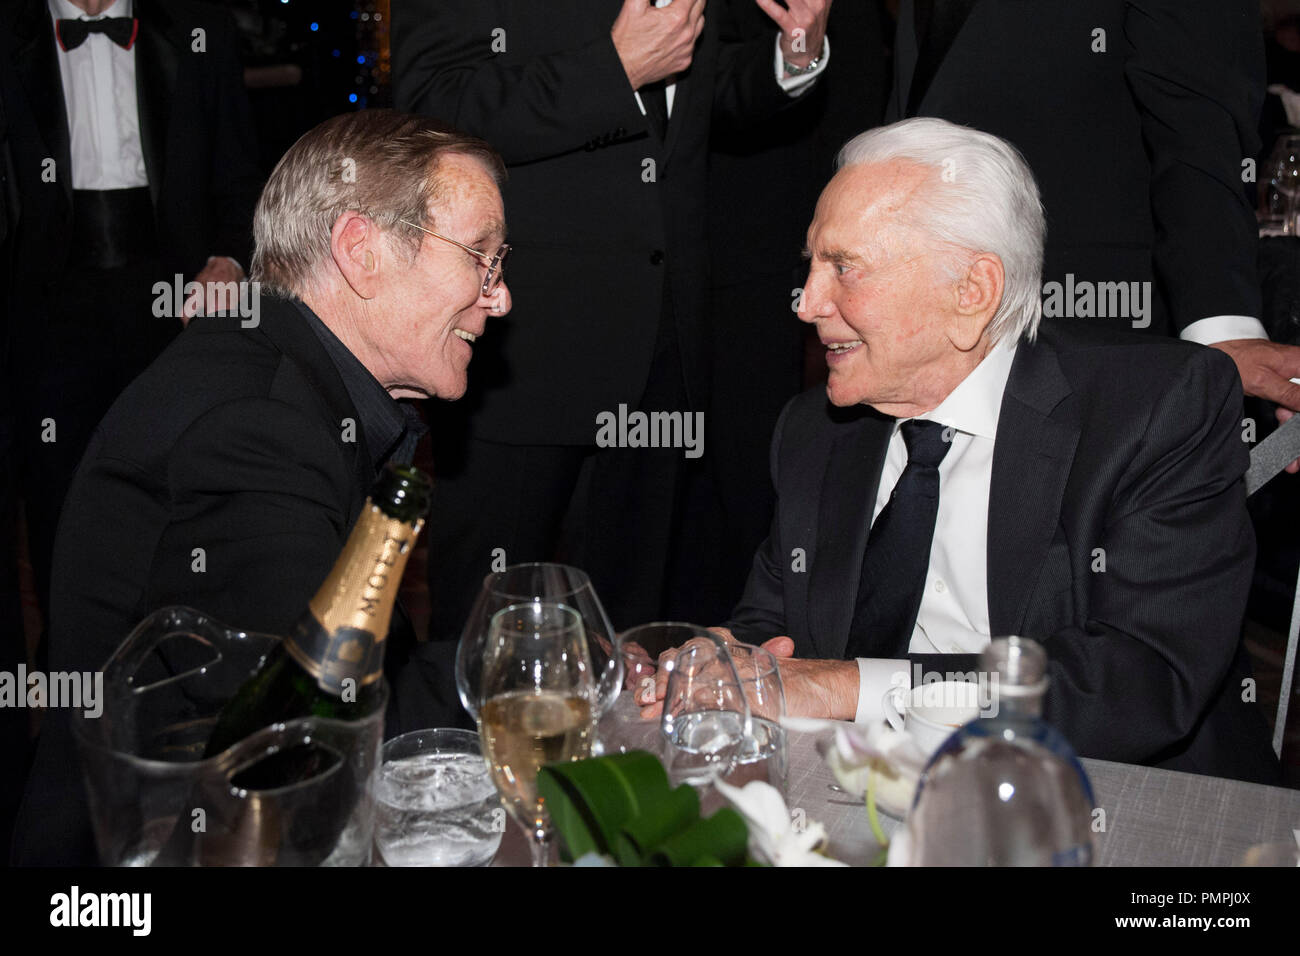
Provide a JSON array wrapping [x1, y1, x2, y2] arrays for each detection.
[[372, 153, 511, 400], [798, 160, 994, 417]]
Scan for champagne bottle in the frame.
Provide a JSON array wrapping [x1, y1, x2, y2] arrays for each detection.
[[203, 462, 432, 758]]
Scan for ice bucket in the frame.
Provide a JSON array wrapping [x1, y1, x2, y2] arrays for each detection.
[[71, 606, 384, 866]]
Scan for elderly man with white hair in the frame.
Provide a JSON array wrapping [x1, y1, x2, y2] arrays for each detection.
[[696, 118, 1278, 783]]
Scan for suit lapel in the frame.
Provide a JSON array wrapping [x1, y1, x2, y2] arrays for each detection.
[[134, 0, 180, 210], [807, 407, 894, 658], [987, 336, 1079, 635], [906, 0, 980, 117], [13, 0, 72, 207]]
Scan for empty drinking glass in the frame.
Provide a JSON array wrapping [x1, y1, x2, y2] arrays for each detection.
[[659, 636, 751, 788], [721, 642, 788, 795]]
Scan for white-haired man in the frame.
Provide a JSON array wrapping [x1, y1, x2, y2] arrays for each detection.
[[653, 118, 1278, 784], [14, 110, 513, 864]]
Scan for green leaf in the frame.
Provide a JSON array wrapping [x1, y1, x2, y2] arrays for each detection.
[[537, 751, 672, 860], [613, 783, 699, 867], [540, 752, 758, 866], [646, 808, 749, 867]]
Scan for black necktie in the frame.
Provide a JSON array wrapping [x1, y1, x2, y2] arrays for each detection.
[[56, 17, 139, 52], [845, 419, 953, 660], [641, 80, 669, 141]]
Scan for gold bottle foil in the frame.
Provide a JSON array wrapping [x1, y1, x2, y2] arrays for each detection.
[[284, 503, 424, 693]]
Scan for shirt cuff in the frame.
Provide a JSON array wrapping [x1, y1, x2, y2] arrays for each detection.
[[1180, 315, 1268, 345], [774, 35, 830, 95], [854, 658, 911, 724]]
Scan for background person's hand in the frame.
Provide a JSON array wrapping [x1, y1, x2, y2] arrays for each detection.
[[755, 0, 832, 68], [1210, 338, 1300, 473], [611, 0, 706, 91], [182, 256, 247, 326]]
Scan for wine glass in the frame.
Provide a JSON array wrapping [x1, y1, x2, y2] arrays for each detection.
[[659, 636, 751, 788], [617, 621, 721, 701], [456, 564, 622, 723], [1271, 135, 1300, 235], [476, 601, 597, 867], [721, 642, 788, 795]]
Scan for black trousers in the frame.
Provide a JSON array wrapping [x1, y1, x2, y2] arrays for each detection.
[[427, 297, 693, 644]]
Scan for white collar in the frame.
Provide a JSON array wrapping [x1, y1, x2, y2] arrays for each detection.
[[902, 338, 1018, 441]]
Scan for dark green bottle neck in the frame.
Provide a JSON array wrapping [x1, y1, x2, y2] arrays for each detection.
[[370, 464, 432, 523]]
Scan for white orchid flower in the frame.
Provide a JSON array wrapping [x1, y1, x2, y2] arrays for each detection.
[[714, 778, 847, 867], [781, 716, 928, 798]]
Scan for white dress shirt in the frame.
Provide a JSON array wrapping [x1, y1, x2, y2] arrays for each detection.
[[853, 340, 1019, 723], [49, 0, 148, 191]]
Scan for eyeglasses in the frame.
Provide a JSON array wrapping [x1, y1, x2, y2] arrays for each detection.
[[398, 219, 510, 296]]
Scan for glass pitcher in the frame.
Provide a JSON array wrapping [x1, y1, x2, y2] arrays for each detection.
[[71, 606, 384, 866]]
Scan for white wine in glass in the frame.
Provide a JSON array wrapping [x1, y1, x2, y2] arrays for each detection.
[[477, 602, 596, 866]]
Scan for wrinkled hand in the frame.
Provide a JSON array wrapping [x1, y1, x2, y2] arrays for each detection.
[[612, 0, 706, 91], [758, 637, 860, 721], [182, 256, 247, 326], [635, 625, 738, 717], [1211, 338, 1300, 473], [636, 628, 856, 721], [756, 0, 832, 68]]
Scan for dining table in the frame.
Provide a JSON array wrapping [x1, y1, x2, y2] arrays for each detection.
[[491, 693, 1300, 867]]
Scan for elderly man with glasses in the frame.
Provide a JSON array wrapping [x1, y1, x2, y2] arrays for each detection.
[[12, 110, 510, 865]]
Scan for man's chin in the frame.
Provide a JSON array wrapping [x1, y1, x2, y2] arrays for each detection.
[[825, 378, 864, 408], [440, 380, 468, 401]]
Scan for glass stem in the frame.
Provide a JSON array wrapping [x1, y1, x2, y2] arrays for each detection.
[[528, 823, 553, 867]]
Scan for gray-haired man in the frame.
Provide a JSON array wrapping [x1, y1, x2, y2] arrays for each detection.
[[13, 110, 511, 864]]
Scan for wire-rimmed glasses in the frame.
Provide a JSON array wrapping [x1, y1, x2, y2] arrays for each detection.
[[397, 218, 510, 295]]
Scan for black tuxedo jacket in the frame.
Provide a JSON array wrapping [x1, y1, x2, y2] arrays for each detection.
[[11, 297, 461, 865], [393, 0, 797, 444], [0, 0, 261, 289], [889, 0, 1264, 336], [730, 320, 1279, 784]]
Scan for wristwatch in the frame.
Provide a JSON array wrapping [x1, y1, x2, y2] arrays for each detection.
[[782, 55, 822, 77]]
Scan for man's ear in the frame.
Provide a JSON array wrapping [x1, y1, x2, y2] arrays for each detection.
[[330, 212, 383, 299], [948, 252, 1004, 351]]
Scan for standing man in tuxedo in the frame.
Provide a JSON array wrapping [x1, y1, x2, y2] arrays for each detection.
[[680, 119, 1278, 784], [393, 0, 832, 639], [0, 0, 260, 861], [680, 0, 890, 623], [888, 0, 1300, 458]]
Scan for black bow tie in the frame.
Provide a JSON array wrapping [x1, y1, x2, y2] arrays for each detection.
[[56, 17, 139, 52]]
